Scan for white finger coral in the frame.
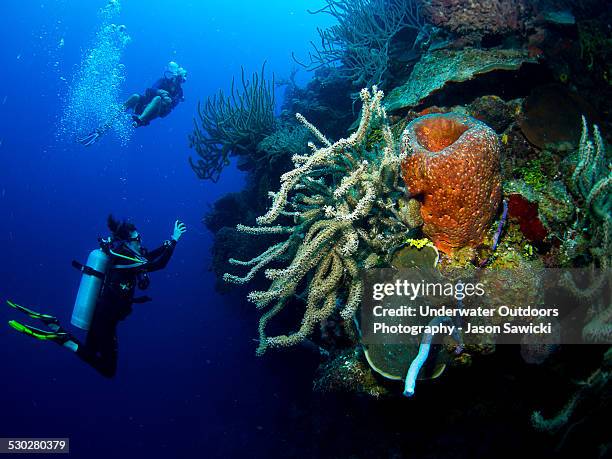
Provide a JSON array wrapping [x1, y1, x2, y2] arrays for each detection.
[[224, 87, 410, 354]]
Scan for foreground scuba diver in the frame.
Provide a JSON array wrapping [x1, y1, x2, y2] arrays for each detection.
[[77, 61, 187, 147], [6, 216, 187, 377]]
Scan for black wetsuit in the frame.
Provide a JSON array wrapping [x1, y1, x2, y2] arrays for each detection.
[[135, 77, 184, 117], [75, 239, 177, 377]]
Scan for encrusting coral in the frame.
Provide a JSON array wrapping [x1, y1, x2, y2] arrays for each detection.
[[422, 0, 530, 39], [224, 87, 411, 354], [400, 113, 502, 254], [384, 48, 536, 111]]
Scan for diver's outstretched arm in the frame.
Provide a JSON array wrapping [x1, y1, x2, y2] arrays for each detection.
[[144, 220, 186, 271]]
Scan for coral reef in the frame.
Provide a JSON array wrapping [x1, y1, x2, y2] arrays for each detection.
[[280, 67, 355, 138], [189, 64, 276, 181], [422, 0, 531, 42], [363, 337, 450, 384], [480, 248, 545, 327], [570, 117, 611, 230], [181, 1, 612, 456], [531, 347, 611, 450], [295, 0, 427, 91], [204, 192, 253, 233], [390, 242, 439, 270], [224, 87, 410, 354], [507, 193, 548, 243], [518, 84, 598, 150], [516, 158, 551, 191], [519, 321, 559, 365], [363, 244, 446, 383], [385, 48, 537, 111], [467, 95, 516, 133], [577, 19, 612, 77], [314, 348, 390, 397], [561, 117, 611, 272], [400, 113, 502, 254], [537, 181, 576, 237], [560, 118, 611, 344], [504, 179, 575, 243], [201, 5, 612, 451], [256, 123, 313, 167]]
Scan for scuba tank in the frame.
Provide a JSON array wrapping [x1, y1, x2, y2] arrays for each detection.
[[71, 237, 149, 330], [71, 248, 111, 330]]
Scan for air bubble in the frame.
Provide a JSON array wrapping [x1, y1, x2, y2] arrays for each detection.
[[59, 0, 132, 145]]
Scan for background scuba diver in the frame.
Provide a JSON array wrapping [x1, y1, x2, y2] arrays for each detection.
[[77, 61, 187, 147], [6, 216, 187, 378]]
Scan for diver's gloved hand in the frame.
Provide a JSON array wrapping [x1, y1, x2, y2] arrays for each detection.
[[171, 220, 187, 242]]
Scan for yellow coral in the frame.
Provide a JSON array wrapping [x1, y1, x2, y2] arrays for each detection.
[[405, 238, 434, 249]]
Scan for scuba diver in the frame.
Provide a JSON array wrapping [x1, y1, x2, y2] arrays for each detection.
[[6, 216, 187, 378], [77, 61, 187, 147]]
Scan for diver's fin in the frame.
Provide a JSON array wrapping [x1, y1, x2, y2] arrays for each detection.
[[76, 129, 102, 147], [6, 300, 59, 326], [131, 114, 145, 128], [8, 320, 69, 344]]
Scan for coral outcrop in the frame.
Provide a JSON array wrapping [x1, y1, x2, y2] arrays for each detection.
[[189, 64, 276, 182], [295, 0, 427, 91], [400, 113, 502, 254], [532, 347, 611, 440], [196, 1, 612, 454], [507, 193, 548, 243], [224, 87, 410, 354], [562, 118, 611, 344], [518, 85, 598, 149], [385, 48, 537, 111], [422, 0, 531, 39]]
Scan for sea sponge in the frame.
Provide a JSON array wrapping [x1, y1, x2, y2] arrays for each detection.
[[422, 0, 530, 37], [400, 113, 502, 254]]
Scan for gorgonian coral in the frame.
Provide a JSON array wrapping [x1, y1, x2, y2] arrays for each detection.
[[562, 117, 611, 343], [224, 87, 412, 354], [295, 0, 427, 90], [188, 64, 276, 182]]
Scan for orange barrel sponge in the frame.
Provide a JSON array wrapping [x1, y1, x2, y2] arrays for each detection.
[[400, 113, 501, 254]]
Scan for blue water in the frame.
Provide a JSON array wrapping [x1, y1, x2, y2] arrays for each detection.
[[0, 1, 332, 457]]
